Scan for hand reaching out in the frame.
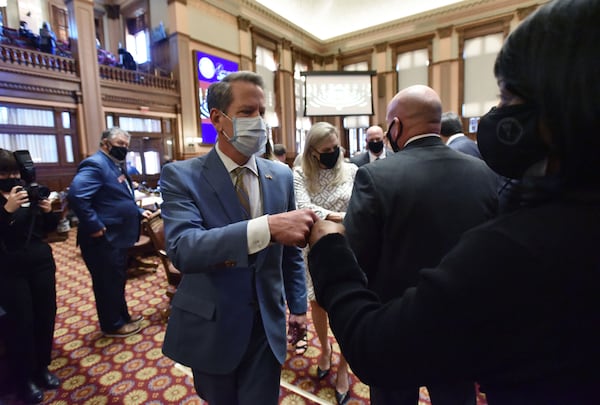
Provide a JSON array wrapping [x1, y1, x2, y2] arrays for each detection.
[[268, 208, 319, 247], [309, 219, 345, 247]]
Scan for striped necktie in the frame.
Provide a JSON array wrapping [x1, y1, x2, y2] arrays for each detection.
[[233, 167, 251, 218]]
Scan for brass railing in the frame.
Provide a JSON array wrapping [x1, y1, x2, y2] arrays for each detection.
[[0, 44, 77, 75]]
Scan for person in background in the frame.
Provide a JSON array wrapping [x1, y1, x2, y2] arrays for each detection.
[[293, 122, 357, 405], [0, 149, 59, 404], [342, 84, 498, 405], [273, 143, 287, 164], [307, 0, 600, 403], [118, 48, 137, 71], [68, 128, 152, 338], [439, 112, 481, 158], [160, 71, 317, 405], [350, 125, 388, 167], [38, 21, 56, 55]]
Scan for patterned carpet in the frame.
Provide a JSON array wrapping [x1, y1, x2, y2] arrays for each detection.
[[0, 231, 487, 405]]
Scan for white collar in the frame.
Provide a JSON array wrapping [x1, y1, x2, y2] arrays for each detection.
[[404, 133, 441, 147], [215, 144, 258, 176]]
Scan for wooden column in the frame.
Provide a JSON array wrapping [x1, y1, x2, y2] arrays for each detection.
[[65, 0, 103, 159]]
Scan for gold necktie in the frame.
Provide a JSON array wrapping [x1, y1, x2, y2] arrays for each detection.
[[233, 167, 251, 218]]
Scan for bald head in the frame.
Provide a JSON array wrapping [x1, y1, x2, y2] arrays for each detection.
[[386, 85, 442, 149]]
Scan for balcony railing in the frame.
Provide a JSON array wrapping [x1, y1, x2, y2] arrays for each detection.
[[0, 44, 78, 75], [99, 64, 177, 90]]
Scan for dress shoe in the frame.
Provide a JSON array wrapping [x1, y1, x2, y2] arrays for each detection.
[[130, 314, 144, 323], [104, 322, 141, 338], [36, 369, 60, 389], [19, 381, 44, 404], [335, 389, 350, 405]]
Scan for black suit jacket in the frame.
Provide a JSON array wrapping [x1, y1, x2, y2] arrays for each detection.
[[344, 136, 498, 302]]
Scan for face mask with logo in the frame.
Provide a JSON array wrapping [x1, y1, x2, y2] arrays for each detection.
[[108, 143, 128, 161], [0, 178, 22, 192], [317, 146, 340, 169], [221, 112, 268, 157], [477, 103, 548, 179], [368, 140, 384, 154]]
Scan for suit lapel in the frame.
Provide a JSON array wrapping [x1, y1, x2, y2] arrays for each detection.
[[202, 149, 246, 223], [257, 158, 276, 215]]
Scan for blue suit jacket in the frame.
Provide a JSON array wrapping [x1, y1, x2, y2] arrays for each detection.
[[160, 149, 306, 374], [447, 135, 482, 159], [67, 151, 143, 248]]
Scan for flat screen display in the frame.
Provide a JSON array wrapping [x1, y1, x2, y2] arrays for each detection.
[[302, 71, 375, 116]]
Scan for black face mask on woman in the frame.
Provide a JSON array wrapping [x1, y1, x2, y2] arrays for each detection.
[[477, 103, 548, 179], [317, 146, 340, 169], [0, 178, 22, 192]]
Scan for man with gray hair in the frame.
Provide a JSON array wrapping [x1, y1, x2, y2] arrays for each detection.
[[68, 127, 151, 338]]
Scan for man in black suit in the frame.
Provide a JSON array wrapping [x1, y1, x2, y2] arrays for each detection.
[[343, 85, 498, 405], [350, 125, 388, 167]]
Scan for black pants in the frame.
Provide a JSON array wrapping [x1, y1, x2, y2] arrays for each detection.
[[0, 261, 56, 385], [80, 236, 132, 332]]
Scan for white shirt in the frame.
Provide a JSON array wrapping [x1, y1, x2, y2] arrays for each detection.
[[369, 149, 387, 163], [215, 145, 271, 254]]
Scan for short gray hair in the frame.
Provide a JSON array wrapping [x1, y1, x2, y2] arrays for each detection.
[[100, 127, 130, 146]]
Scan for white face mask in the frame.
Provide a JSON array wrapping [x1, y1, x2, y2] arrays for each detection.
[[221, 112, 268, 157]]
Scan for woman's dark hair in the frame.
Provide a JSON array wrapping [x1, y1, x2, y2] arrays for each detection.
[[494, 0, 600, 188], [0, 149, 19, 173]]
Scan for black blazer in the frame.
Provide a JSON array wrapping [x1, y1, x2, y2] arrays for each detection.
[[344, 136, 498, 302]]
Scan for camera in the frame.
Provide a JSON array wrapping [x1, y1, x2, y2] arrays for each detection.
[[13, 150, 51, 204]]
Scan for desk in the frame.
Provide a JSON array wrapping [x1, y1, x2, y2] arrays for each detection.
[[134, 191, 163, 211]]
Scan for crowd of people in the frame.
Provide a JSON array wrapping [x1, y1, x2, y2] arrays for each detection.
[[1, 0, 599, 404]]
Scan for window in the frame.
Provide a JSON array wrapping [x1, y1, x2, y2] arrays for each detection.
[[343, 62, 370, 156], [125, 30, 149, 64], [462, 33, 504, 118], [396, 48, 429, 90], [0, 105, 76, 165], [294, 61, 310, 153]]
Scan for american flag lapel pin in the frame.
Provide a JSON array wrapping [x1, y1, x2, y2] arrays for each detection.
[[265, 174, 273, 180]]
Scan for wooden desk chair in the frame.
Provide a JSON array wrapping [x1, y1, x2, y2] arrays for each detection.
[[142, 209, 181, 320]]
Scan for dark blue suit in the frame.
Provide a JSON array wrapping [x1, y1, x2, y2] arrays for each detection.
[[67, 151, 143, 332], [447, 134, 482, 159], [160, 149, 306, 403]]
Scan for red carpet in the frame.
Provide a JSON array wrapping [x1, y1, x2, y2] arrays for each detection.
[[0, 231, 487, 404]]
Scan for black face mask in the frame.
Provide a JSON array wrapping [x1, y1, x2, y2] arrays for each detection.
[[367, 140, 384, 154], [108, 143, 128, 161], [317, 146, 340, 169], [477, 103, 548, 179], [385, 120, 402, 153], [0, 178, 22, 192]]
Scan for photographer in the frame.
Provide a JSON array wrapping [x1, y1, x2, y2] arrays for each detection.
[[0, 149, 59, 404]]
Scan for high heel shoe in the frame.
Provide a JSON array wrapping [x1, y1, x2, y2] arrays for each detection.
[[316, 343, 332, 380], [335, 389, 350, 405]]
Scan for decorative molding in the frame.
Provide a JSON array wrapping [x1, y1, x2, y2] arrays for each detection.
[[437, 26, 453, 38], [102, 94, 178, 111], [281, 38, 292, 50], [104, 5, 120, 20], [517, 5, 538, 21], [375, 42, 388, 53], [0, 81, 77, 98], [237, 16, 251, 32]]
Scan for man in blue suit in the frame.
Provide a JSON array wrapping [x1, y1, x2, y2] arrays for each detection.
[[68, 127, 151, 337], [160, 71, 318, 405], [439, 112, 482, 158]]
